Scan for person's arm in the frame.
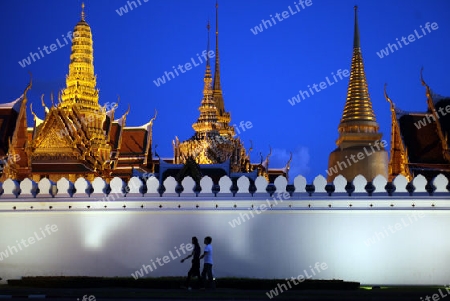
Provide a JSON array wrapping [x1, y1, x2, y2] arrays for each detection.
[[199, 246, 209, 260], [181, 251, 193, 263]]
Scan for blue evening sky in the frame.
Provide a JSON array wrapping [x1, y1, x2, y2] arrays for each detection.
[[1, 0, 449, 182]]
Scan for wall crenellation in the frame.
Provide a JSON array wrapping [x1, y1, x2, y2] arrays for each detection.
[[0, 174, 448, 199]]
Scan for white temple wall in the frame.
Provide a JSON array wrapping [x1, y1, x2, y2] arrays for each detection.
[[0, 204, 449, 286]]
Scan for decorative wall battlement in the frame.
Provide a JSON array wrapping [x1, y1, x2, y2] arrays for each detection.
[[0, 173, 448, 200]]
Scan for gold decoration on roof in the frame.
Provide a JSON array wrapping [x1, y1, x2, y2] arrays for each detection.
[[384, 84, 412, 181]]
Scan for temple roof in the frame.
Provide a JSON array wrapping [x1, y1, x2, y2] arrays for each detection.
[[0, 105, 19, 156], [396, 97, 450, 168], [0, 89, 28, 157], [121, 128, 149, 155], [0, 95, 24, 112]]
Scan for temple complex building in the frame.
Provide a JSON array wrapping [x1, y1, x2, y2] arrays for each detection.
[[172, 9, 250, 174], [168, 2, 289, 184], [0, 3, 289, 185], [0, 4, 156, 183], [327, 6, 388, 183]]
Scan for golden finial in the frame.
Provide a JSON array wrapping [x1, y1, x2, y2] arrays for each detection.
[[206, 19, 211, 67], [215, 1, 219, 36], [353, 5, 360, 49], [383, 83, 396, 112], [420, 66, 427, 87], [149, 109, 158, 126], [81, 2, 85, 21], [41, 94, 49, 114], [50, 91, 55, 107], [30, 103, 36, 119], [58, 90, 62, 105], [23, 71, 32, 96]]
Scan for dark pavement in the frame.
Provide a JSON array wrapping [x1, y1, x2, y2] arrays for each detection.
[[1, 286, 449, 301]]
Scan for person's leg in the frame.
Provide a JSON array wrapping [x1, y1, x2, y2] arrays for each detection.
[[194, 263, 201, 288], [200, 264, 207, 288], [208, 264, 214, 288], [185, 269, 192, 287]]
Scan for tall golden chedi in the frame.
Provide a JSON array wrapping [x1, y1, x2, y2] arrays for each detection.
[[327, 6, 388, 182], [173, 2, 252, 174]]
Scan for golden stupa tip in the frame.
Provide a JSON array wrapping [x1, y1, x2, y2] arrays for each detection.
[[81, 2, 85, 21]]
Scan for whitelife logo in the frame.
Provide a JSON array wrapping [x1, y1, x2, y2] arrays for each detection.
[[250, 0, 313, 35], [287, 69, 349, 106], [115, 0, 149, 16], [326, 140, 387, 177], [364, 212, 425, 247], [18, 31, 78, 68], [131, 242, 193, 279], [376, 22, 439, 59], [414, 104, 450, 130], [0, 224, 58, 261], [266, 262, 328, 299], [152, 50, 215, 87]]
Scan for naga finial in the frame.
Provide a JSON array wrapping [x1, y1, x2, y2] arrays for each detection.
[[266, 145, 272, 159], [286, 152, 293, 168], [30, 103, 37, 120], [41, 94, 49, 114], [383, 83, 395, 111], [23, 71, 32, 96], [149, 109, 158, 125], [50, 91, 55, 108]]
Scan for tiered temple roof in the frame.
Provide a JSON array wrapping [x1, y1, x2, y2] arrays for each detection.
[[385, 70, 450, 181]]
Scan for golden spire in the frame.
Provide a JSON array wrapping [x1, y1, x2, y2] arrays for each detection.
[[192, 20, 218, 137], [81, 2, 85, 21], [212, 1, 234, 137], [338, 6, 379, 135], [60, 2, 100, 114], [213, 1, 223, 111]]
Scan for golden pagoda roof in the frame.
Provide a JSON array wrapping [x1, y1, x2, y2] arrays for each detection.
[[60, 2, 100, 115], [192, 20, 219, 137]]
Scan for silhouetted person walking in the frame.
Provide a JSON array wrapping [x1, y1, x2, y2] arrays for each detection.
[[180, 236, 201, 289], [199, 236, 215, 289]]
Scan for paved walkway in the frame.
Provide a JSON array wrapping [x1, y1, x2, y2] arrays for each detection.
[[1, 286, 449, 300]]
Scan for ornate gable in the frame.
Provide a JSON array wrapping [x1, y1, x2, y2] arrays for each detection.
[[32, 109, 76, 154]]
